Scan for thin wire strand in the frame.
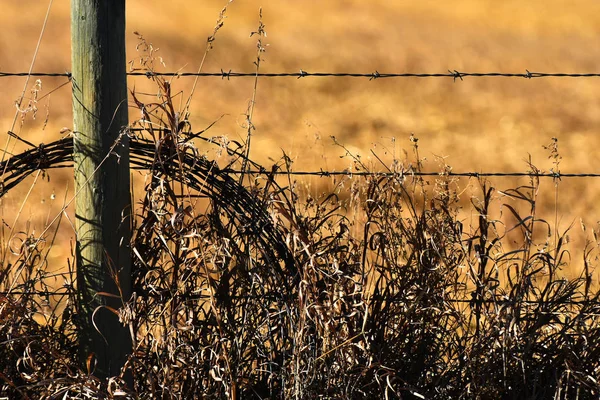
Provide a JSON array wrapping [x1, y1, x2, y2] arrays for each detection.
[[0, 134, 596, 180], [217, 169, 595, 178], [0, 290, 596, 308], [2, 70, 600, 79]]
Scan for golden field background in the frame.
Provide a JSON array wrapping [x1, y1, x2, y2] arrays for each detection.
[[1, 0, 600, 271]]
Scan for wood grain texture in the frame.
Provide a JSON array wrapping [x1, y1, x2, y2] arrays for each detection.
[[71, 0, 131, 379]]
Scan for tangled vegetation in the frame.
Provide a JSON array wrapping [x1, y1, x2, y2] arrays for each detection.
[[1, 14, 600, 399]]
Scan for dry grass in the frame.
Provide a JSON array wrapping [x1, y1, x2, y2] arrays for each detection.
[[1, 37, 600, 397], [1, 1, 600, 398]]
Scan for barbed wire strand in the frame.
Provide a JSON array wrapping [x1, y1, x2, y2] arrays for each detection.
[[0, 134, 596, 180], [0, 289, 597, 306], [218, 169, 595, 178], [2, 70, 600, 80]]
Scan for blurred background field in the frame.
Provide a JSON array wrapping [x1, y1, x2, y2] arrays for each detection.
[[1, 0, 600, 271]]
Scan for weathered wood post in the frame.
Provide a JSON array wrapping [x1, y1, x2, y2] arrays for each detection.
[[71, 0, 132, 378]]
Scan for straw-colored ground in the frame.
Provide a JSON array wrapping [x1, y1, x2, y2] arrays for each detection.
[[1, 0, 600, 272]]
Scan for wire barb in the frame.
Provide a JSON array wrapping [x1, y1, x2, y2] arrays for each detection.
[[220, 69, 232, 80], [449, 69, 464, 81]]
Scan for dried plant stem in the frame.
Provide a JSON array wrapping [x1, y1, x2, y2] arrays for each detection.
[[1, 0, 54, 175], [240, 8, 266, 180], [183, 0, 234, 120]]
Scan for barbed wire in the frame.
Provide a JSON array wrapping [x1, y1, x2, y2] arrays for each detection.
[[0, 289, 596, 307], [2, 70, 600, 80], [0, 290, 71, 296], [219, 169, 595, 179], [0, 72, 72, 78], [0, 134, 595, 180]]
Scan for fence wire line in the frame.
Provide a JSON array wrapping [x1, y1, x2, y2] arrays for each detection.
[[0, 134, 597, 180], [1, 290, 596, 308], [219, 169, 598, 178], [3, 70, 600, 80]]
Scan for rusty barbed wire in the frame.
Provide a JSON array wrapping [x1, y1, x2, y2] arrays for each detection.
[[2, 70, 600, 80]]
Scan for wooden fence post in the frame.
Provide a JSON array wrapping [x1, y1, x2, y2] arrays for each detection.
[[71, 0, 132, 378]]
